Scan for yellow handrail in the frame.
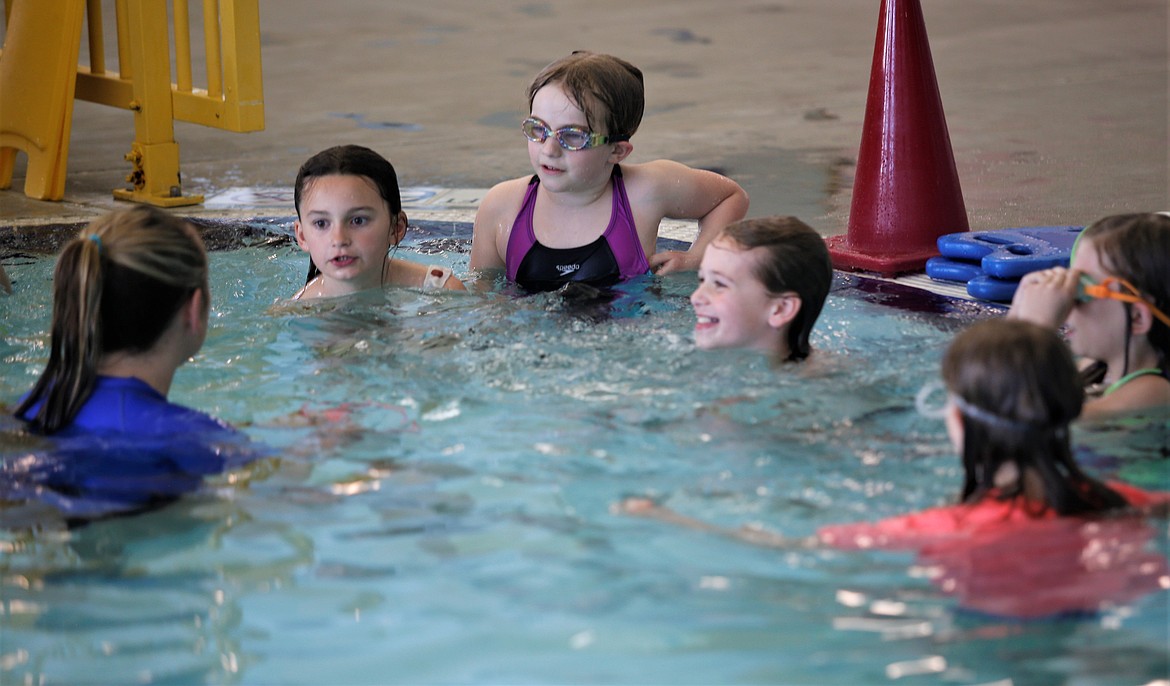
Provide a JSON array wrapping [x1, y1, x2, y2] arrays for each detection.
[[0, 0, 265, 205], [175, 0, 194, 94], [85, 0, 105, 75], [203, 0, 223, 99], [0, 0, 85, 201]]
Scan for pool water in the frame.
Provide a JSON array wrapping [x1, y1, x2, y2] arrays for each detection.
[[1, 223, 1167, 685]]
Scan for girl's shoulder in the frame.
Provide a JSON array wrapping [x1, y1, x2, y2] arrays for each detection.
[[289, 275, 322, 301], [617, 161, 693, 212], [620, 160, 742, 207], [475, 176, 534, 228], [1084, 371, 1170, 420], [618, 159, 693, 187]]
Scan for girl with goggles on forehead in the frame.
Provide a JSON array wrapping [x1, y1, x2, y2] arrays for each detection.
[[1009, 212, 1170, 419], [470, 51, 749, 291], [617, 319, 1169, 617]]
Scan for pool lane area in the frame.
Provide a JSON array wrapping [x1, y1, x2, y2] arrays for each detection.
[[1, 2, 1165, 681], [0, 183, 984, 306], [1, 217, 1165, 685]]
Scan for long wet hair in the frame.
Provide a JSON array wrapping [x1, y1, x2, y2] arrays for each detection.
[[16, 207, 209, 434], [942, 319, 1128, 516], [720, 217, 832, 362], [527, 51, 644, 141], [1078, 212, 1170, 382], [294, 145, 403, 284]]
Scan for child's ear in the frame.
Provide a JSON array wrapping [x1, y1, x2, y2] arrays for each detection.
[[293, 220, 308, 250], [1130, 302, 1154, 336], [767, 293, 802, 329], [391, 211, 408, 245], [609, 141, 633, 164], [185, 288, 208, 334]]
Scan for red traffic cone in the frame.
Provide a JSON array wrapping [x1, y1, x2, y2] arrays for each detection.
[[826, 0, 969, 275]]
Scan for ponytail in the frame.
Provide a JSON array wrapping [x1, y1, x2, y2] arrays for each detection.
[[18, 235, 106, 431]]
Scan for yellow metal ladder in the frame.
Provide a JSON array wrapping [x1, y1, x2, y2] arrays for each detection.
[[0, 0, 265, 206]]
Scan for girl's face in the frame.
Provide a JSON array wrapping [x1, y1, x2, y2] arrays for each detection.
[[527, 83, 620, 193], [294, 174, 405, 296], [1066, 237, 1128, 364], [690, 239, 785, 354]]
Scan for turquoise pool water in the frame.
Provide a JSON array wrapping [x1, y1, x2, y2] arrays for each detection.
[[1, 222, 1167, 685]]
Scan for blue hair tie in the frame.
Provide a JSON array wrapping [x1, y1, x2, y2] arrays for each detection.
[[88, 234, 102, 253]]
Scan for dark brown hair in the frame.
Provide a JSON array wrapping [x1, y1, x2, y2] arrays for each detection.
[[942, 319, 1127, 515], [527, 51, 644, 141], [719, 217, 832, 361], [1078, 212, 1170, 377], [294, 145, 403, 284]]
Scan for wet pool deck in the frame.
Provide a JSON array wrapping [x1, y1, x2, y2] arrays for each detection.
[[1, 0, 1166, 262]]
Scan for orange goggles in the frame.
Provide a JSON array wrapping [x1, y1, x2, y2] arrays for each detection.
[[1078, 275, 1170, 328]]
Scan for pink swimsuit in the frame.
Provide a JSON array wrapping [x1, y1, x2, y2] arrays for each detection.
[[505, 165, 650, 291]]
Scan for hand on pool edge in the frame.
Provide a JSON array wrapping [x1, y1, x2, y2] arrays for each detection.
[[649, 249, 700, 275]]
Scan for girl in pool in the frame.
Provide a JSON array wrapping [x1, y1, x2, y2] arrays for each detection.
[[1009, 212, 1169, 419], [16, 207, 230, 437], [470, 51, 749, 291], [10, 207, 263, 517], [619, 319, 1167, 545], [290, 145, 466, 299], [691, 217, 832, 363]]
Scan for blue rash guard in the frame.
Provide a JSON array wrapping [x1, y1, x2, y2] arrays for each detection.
[[6, 376, 261, 518], [17, 375, 235, 438]]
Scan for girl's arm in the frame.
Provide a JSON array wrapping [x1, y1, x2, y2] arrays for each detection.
[[613, 497, 812, 549], [470, 181, 524, 271], [640, 160, 749, 275], [389, 260, 467, 291]]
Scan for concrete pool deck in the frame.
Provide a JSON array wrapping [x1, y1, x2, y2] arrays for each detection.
[[1, 0, 1166, 247]]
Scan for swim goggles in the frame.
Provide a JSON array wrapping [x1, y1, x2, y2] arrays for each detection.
[[1077, 275, 1170, 328], [521, 117, 628, 151], [915, 380, 1064, 433], [914, 380, 949, 420]]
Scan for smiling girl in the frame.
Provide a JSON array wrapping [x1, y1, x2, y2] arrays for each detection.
[[691, 217, 832, 363]]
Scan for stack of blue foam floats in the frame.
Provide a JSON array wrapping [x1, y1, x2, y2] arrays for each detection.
[[925, 226, 1084, 302]]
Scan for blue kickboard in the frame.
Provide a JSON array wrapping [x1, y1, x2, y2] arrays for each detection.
[[967, 274, 1021, 303], [937, 226, 1084, 279], [925, 256, 983, 283]]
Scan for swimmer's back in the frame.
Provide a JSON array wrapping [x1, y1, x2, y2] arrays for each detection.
[[18, 375, 235, 438]]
